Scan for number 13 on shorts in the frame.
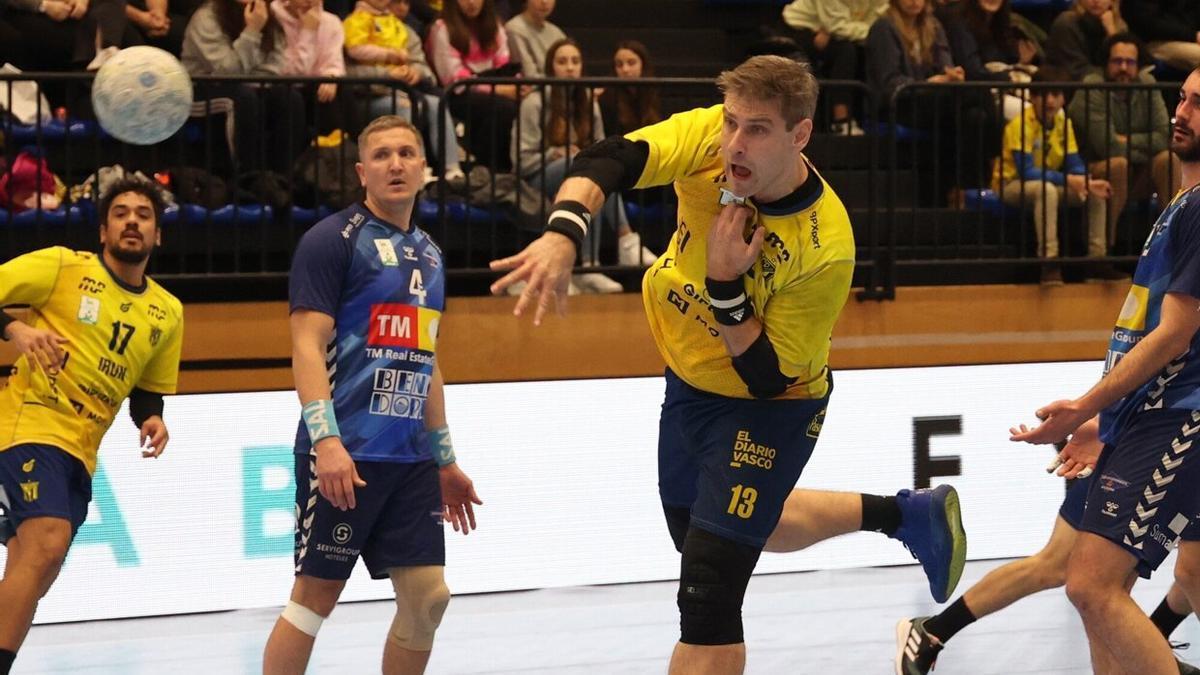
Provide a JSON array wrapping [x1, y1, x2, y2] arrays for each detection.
[[727, 484, 758, 519]]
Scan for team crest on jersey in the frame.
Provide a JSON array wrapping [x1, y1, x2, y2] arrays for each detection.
[[150, 326, 163, 346], [77, 296, 100, 325], [20, 481, 38, 502], [375, 239, 399, 267]]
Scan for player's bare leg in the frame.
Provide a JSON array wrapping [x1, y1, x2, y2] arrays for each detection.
[[762, 489, 862, 552], [1066, 533, 1174, 674], [961, 515, 1075, 618], [765, 486, 966, 603], [669, 643, 744, 675], [382, 642, 433, 675], [0, 517, 71, 652], [262, 575, 346, 675], [1173, 542, 1200, 630]]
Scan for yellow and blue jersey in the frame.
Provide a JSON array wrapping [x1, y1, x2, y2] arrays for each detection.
[[627, 104, 856, 400], [1100, 184, 1200, 443], [994, 106, 1085, 190], [0, 247, 184, 475], [289, 203, 444, 463]]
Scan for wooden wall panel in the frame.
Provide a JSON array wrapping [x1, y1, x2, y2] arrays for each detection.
[[0, 283, 1129, 393]]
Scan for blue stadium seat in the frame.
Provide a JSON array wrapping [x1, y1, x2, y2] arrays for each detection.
[[417, 199, 501, 224], [0, 204, 95, 226], [6, 119, 98, 144], [867, 121, 930, 142], [8, 117, 203, 144], [290, 205, 334, 226], [624, 200, 676, 226], [161, 204, 273, 225]]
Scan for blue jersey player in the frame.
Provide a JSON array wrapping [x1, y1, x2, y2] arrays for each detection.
[[898, 417, 1198, 674], [262, 116, 482, 675], [1012, 67, 1200, 675]]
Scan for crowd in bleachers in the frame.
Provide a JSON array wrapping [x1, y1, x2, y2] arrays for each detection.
[[1, 0, 1199, 288]]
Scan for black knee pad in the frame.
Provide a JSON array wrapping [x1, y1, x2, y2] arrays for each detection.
[[677, 527, 762, 645], [663, 505, 691, 553]]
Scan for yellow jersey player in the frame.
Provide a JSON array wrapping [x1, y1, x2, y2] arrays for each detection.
[[0, 179, 183, 675], [491, 55, 968, 674]]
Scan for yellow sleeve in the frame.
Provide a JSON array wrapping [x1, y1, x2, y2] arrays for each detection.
[[762, 260, 854, 386], [1001, 118, 1021, 157], [625, 105, 724, 190], [0, 247, 64, 309], [343, 12, 372, 48], [136, 298, 183, 394], [1066, 119, 1079, 156]]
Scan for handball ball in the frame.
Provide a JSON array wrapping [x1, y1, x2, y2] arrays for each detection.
[[92, 46, 193, 145]]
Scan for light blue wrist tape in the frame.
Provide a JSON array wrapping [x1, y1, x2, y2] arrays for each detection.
[[302, 399, 340, 444], [429, 426, 456, 466]]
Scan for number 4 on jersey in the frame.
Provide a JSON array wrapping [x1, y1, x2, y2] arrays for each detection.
[[409, 269, 427, 306]]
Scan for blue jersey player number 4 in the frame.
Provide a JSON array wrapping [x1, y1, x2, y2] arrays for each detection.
[[263, 116, 482, 675]]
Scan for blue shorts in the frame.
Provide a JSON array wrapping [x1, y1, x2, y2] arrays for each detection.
[[294, 456, 445, 580], [1057, 475, 1092, 530], [658, 368, 830, 549], [1081, 409, 1200, 578], [0, 444, 92, 545]]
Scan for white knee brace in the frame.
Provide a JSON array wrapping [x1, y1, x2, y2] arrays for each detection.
[[387, 566, 450, 651]]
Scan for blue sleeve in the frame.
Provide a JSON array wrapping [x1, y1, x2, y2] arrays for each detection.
[[289, 219, 352, 317], [1168, 197, 1200, 299], [1064, 153, 1086, 176], [1014, 151, 1065, 186]]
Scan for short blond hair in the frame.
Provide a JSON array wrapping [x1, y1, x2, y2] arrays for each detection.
[[358, 115, 425, 158], [716, 56, 819, 129]]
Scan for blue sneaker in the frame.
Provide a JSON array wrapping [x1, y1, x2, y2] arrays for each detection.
[[892, 485, 966, 603]]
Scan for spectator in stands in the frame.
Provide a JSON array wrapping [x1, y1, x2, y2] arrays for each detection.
[[428, 0, 521, 172], [272, 0, 343, 134], [504, 0, 564, 78], [868, 0, 1001, 196], [866, 0, 962, 112], [513, 38, 655, 292], [182, 0, 307, 174], [1068, 33, 1179, 237], [1045, 0, 1126, 80], [779, 0, 886, 135], [125, 0, 199, 55], [937, 0, 1042, 82], [1123, 0, 1200, 72], [598, 39, 661, 137], [596, 39, 669, 259], [344, 0, 464, 180], [1, 0, 134, 73], [995, 66, 1115, 285]]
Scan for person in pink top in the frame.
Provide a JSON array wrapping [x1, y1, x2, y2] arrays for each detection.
[[271, 0, 345, 132], [427, 0, 520, 171]]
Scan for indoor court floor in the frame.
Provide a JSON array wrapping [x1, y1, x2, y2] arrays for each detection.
[[16, 556, 1187, 674]]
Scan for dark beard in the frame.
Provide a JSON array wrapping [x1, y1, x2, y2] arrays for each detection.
[[107, 241, 152, 264], [1172, 133, 1200, 162]]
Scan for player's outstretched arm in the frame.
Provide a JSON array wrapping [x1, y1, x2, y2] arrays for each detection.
[[489, 176, 607, 325], [1011, 292, 1200, 445]]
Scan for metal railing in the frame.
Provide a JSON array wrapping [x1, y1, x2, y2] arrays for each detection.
[[0, 71, 1180, 298]]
